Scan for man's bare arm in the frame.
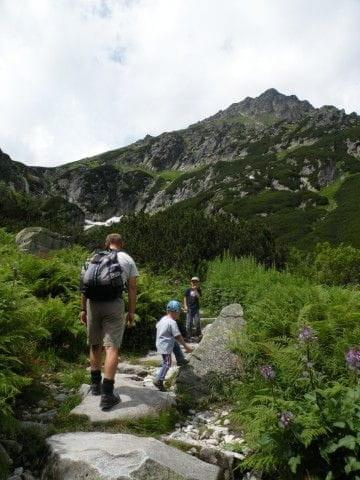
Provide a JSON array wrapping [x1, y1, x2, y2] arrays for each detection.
[[127, 276, 137, 325], [80, 294, 87, 325]]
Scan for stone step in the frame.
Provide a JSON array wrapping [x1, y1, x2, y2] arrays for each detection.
[[43, 432, 222, 480], [71, 373, 175, 423]]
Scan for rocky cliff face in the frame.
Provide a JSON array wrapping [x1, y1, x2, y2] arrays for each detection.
[[1, 89, 360, 242], [0, 148, 46, 194]]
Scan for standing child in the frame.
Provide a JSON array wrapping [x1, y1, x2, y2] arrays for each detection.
[[153, 300, 193, 391], [184, 276, 202, 340]]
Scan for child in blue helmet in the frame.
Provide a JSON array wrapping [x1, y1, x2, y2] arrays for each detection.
[[153, 300, 193, 391]]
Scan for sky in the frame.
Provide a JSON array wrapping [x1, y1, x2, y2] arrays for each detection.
[[0, 0, 359, 167]]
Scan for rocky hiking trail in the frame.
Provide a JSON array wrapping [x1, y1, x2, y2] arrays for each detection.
[[10, 305, 259, 480]]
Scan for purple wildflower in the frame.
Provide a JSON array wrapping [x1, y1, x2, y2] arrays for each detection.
[[298, 326, 317, 343], [278, 411, 294, 428], [259, 365, 276, 381], [345, 348, 360, 371]]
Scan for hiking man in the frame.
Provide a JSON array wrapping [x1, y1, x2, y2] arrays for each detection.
[[183, 276, 202, 340], [80, 233, 138, 411]]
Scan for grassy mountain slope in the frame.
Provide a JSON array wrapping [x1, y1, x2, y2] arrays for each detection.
[[1, 89, 359, 249]]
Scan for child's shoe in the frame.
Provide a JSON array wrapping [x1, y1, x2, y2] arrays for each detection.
[[153, 379, 166, 391]]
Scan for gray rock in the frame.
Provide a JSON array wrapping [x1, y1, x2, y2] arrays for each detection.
[[0, 439, 22, 455], [14, 467, 23, 476], [53, 393, 67, 402], [15, 227, 70, 254], [199, 447, 234, 480], [19, 421, 49, 436], [22, 471, 36, 480], [71, 374, 175, 423], [43, 432, 222, 479], [32, 410, 57, 423], [7, 476, 21, 480], [116, 362, 149, 377], [0, 442, 12, 468], [176, 304, 244, 398]]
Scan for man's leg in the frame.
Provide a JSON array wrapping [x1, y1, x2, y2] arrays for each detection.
[[100, 299, 125, 410], [194, 312, 202, 337], [89, 344, 102, 395], [186, 312, 193, 339], [87, 301, 103, 395], [103, 346, 119, 380]]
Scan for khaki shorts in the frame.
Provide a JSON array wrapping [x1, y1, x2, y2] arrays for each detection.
[[87, 298, 125, 348]]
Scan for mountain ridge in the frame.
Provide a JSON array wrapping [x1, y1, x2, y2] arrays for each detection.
[[1, 88, 360, 248]]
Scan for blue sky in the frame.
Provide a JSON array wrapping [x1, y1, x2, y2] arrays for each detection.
[[0, 0, 359, 167]]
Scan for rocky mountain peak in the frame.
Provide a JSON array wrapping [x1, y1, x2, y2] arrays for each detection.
[[208, 88, 315, 124], [238, 88, 315, 121]]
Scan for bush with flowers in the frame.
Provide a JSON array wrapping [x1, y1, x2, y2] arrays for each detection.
[[204, 256, 360, 479]]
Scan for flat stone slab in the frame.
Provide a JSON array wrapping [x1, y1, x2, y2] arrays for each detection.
[[71, 374, 175, 423], [43, 432, 222, 480]]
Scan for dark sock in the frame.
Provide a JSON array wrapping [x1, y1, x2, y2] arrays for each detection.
[[102, 378, 114, 395], [91, 370, 101, 384]]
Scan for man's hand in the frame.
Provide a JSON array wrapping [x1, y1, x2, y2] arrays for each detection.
[[126, 312, 135, 328], [80, 310, 87, 325], [185, 344, 194, 353]]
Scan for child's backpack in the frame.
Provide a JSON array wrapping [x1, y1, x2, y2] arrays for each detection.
[[80, 250, 124, 301]]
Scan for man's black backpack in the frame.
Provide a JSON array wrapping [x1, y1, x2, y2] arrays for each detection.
[[80, 250, 124, 301]]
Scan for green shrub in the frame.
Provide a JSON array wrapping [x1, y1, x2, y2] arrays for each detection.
[[204, 257, 360, 478], [287, 243, 360, 287], [83, 208, 284, 274], [314, 243, 360, 286]]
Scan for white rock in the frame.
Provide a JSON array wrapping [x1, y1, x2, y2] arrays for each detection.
[[223, 434, 235, 443], [72, 374, 175, 423], [223, 419, 230, 426], [45, 432, 220, 480], [206, 439, 219, 446]]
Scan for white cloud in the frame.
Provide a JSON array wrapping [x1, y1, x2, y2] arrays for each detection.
[[0, 0, 359, 166]]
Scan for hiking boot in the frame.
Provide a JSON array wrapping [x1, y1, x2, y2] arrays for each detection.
[[177, 359, 189, 367], [153, 379, 166, 392], [90, 382, 101, 396], [90, 370, 102, 396], [100, 392, 121, 411]]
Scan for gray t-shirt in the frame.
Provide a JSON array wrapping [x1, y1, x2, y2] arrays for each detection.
[[156, 315, 181, 354], [116, 251, 139, 287]]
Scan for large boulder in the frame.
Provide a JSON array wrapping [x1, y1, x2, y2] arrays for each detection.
[[15, 227, 71, 254], [176, 304, 244, 398], [71, 374, 175, 423], [43, 432, 222, 480]]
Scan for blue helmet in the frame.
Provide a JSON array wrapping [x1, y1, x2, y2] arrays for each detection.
[[166, 300, 182, 312]]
